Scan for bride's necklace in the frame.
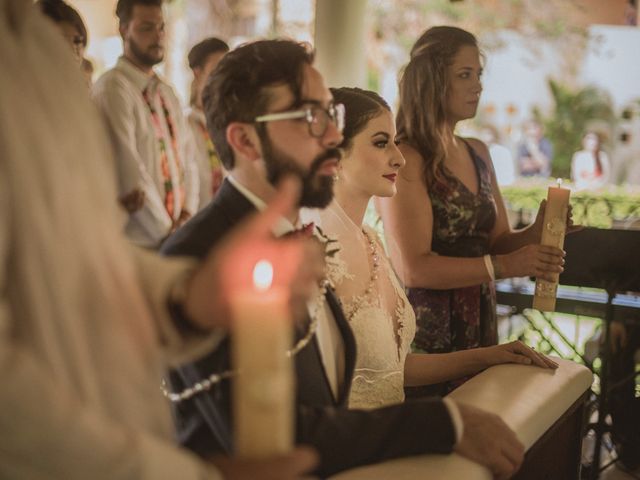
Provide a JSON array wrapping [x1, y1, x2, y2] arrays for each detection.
[[346, 228, 380, 320]]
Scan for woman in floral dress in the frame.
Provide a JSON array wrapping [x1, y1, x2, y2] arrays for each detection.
[[378, 26, 570, 394]]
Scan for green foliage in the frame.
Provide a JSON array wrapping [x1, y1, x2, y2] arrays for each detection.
[[501, 181, 640, 228], [535, 80, 615, 178]]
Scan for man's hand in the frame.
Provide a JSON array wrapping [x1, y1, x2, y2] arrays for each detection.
[[184, 177, 324, 330], [118, 189, 145, 213], [454, 402, 525, 480], [211, 446, 318, 480], [173, 209, 192, 230]]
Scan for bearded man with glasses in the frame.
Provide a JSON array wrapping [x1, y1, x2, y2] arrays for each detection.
[[161, 39, 519, 478]]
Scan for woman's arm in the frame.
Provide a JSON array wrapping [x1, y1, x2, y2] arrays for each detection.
[[377, 143, 493, 290], [403, 341, 558, 387], [464, 138, 542, 254], [378, 142, 563, 289]]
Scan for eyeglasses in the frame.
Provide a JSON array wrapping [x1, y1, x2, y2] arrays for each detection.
[[255, 102, 345, 138]]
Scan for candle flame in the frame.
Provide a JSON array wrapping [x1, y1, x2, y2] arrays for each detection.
[[556, 178, 563, 187], [253, 260, 273, 291]]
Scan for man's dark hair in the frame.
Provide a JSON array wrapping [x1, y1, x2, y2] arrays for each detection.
[[188, 37, 229, 70], [37, 0, 88, 47], [202, 39, 315, 170], [115, 0, 162, 25]]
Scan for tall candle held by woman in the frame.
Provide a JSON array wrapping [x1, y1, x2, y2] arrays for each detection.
[[231, 259, 294, 458], [533, 179, 570, 311]]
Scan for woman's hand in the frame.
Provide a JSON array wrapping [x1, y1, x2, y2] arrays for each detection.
[[497, 243, 564, 282], [481, 341, 558, 369], [530, 199, 582, 239]]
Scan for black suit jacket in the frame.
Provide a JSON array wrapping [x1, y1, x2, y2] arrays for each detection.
[[162, 179, 456, 477]]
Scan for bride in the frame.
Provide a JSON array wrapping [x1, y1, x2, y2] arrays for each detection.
[[302, 87, 557, 410]]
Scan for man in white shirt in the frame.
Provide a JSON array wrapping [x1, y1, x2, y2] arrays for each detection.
[[186, 37, 230, 209], [162, 39, 525, 479], [0, 2, 320, 478], [93, 0, 199, 248]]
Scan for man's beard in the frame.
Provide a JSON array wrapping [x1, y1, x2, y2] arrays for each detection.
[[129, 37, 164, 67], [259, 131, 340, 208]]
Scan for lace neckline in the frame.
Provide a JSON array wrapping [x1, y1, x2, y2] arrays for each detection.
[[325, 201, 406, 361]]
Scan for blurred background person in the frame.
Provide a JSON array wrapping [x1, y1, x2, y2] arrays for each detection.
[[479, 124, 516, 186], [1, 1, 319, 478], [571, 131, 611, 190], [516, 119, 552, 177], [36, 0, 87, 64], [187, 37, 230, 209], [93, 0, 199, 248]]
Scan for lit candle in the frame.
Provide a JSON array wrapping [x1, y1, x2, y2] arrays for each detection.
[[533, 179, 571, 312], [231, 259, 294, 458]]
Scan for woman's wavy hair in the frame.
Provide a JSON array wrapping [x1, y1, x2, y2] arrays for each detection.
[[330, 87, 390, 152], [396, 26, 478, 187]]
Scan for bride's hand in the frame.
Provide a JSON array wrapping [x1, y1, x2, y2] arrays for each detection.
[[482, 341, 558, 369]]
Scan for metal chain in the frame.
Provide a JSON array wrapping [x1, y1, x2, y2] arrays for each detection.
[[161, 279, 330, 403]]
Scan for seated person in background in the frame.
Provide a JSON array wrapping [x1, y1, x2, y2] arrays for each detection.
[[571, 131, 611, 190], [1, 2, 319, 479], [517, 119, 552, 177], [187, 37, 230, 208], [161, 38, 527, 479], [301, 87, 557, 411]]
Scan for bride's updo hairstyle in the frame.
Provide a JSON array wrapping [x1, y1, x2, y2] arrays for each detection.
[[330, 87, 391, 152]]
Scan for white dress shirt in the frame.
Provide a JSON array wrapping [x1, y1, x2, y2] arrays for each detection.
[[93, 57, 199, 248], [227, 176, 346, 398]]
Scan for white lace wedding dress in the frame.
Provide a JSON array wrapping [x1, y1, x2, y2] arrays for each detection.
[[301, 201, 416, 410]]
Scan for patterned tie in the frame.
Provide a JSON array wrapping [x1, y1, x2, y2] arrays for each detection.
[[142, 85, 184, 218], [196, 119, 223, 196]]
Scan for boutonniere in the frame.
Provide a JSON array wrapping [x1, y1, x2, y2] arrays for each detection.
[[313, 224, 340, 259]]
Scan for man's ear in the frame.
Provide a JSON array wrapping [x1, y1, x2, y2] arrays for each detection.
[[192, 65, 203, 82], [226, 122, 262, 162], [118, 22, 128, 40]]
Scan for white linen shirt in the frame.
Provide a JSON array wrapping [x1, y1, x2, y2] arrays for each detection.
[[93, 57, 199, 247]]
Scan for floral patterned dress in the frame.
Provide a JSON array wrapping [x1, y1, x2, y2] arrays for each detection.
[[407, 141, 498, 392]]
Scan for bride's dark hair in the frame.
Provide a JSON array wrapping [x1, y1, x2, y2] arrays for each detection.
[[330, 87, 390, 152]]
